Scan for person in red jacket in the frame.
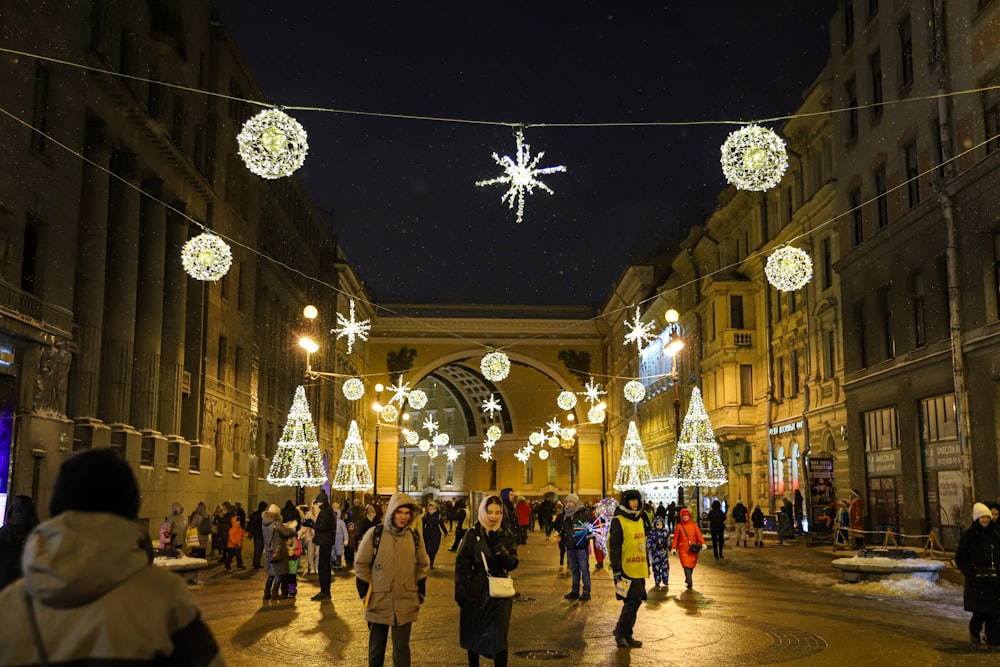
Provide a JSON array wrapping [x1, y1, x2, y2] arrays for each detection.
[[515, 497, 532, 545], [671, 507, 706, 589]]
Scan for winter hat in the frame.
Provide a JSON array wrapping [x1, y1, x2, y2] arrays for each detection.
[[679, 507, 692, 520], [50, 448, 141, 520], [267, 504, 282, 515], [972, 502, 992, 521], [621, 489, 643, 506], [315, 491, 329, 504], [564, 493, 581, 506]]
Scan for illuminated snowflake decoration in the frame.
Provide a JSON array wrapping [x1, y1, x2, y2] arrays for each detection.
[[181, 233, 233, 282], [546, 419, 562, 436], [388, 376, 411, 407], [623, 380, 646, 403], [445, 446, 460, 462], [422, 416, 439, 434], [380, 403, 399, 424], [624, 307, 657, 351], [405, 431, 420, 446], [720, 124, 788, 191], [486, 424, 503, 442], [514, 449, 530, 463], [237, 107, 309, 179], [342, 377, 365, 401], [557, 391, 578, 410], [765, 245, 814, 292], [418, 439, 431, 452], [476, 128, 567, 223], [433, 433, 450, 448], [538, 448, 550, 460], [528, 431, 545, 446], [588, 405, 606, 424], [407, 389, 428, 410], [480, 350, 511, 382], [481, 449, 494, 461], [581, 378, 607, 405], [522, 443, 535, 457], [331, 299, 371, 355], [481, 394, 503, 418], [428, 447, 440, 459]]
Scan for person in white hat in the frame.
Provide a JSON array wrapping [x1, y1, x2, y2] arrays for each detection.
[[955, 502, 1000, 649]]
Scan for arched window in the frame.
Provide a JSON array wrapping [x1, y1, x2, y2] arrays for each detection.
[[791, 442, 801, 492]]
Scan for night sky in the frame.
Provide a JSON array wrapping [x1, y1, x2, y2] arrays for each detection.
[[217, 2, 830, 306]]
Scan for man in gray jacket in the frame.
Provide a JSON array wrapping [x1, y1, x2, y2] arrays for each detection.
[[355, 492, 430, 667]]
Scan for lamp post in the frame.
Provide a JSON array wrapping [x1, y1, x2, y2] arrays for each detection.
[[296, 334, 321, 506], [560, 422, 578, 494], [372, 384, 384, 500], [664, 309, 687, 511]]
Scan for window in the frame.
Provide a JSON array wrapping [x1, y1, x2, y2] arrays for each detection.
[[904, 141, 920, 208], [849, 187, 864, 246], [785, 185, 794, 222], [824, 330, 837, 379], [920, 395, 958, 442], [548, 458, 556, 484], [776, 357, 785, 400], [854, 300, 868, 369], [234, 346, 243, 389], [899, 17, 913, 88], [410, 461, 418, 491], [790, 351, 800, 396], [140, 438, 154, 466], [190, 444, 201, 472], [787, 290, 798, 315], [730, 295, 744, 329], [846, 78, 859, 141], [22, 216, 39, 294], [524, 459, 534, 484], [31, 63, 49, 154], [428, 458, 436, 484], [874, 165, 888, 228], [740, 365, 753, 405], [864, 406, 899, 451], [822, 237, 833, 289], [844, 0, 855, 47], [869, 51, 883, 117], [217, 336, 228, 380], [446, 461, 454, 486], [911, 270, 926, 347], [167, 440, 180, 468], [879, 287, 895, 360]]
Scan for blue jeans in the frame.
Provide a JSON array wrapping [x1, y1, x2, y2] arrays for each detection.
[[567, 548, 590, 596]]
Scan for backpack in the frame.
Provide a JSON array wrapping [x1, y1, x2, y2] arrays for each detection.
[[356, 524, 421, 603], [197, 514, 212, 535]]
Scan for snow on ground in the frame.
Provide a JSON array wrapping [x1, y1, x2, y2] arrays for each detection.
[[832, 571, 963, 602], [832, 555, 946, 571]]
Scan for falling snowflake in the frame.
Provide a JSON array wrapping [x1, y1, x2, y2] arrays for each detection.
[[475, 128, 567, 223], [481, 394, 503, 418], [423, 416, 439, 434], [546, 418, 562, 436], [389, 375, 411, 407], [580, 377, 607, 405], [623, 307, 656, 351], [331, 299, 371, 355], [445, 446, 460, 462]]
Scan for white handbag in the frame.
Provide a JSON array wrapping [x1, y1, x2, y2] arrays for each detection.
[[480, 550, 516, 598]]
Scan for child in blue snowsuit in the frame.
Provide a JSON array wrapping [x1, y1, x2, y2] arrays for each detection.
[[647, 516, 671, 587]]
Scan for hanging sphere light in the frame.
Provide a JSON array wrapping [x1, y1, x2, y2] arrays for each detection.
[[557, 391, 578, 410], [481, 350, 511, 382], [623, 380, 646, 403], [486, 424, 503, 442], [720, 124, 788, 191], [181, 233, 233, 281], [765, 245, 814, 292], [407, 389, 428, 410], [433, 433, 450, 447], [237, 107, 309, 179], [342, 377, 365, 401], [380, 403, 399, 423], [588, 406, 606, 424], [418, 439, 431, 452], [538, 448, 550, 460], [428, 447, 440, 459], [405, 431, 420, 446], [560, 428, 575, 442], [528, 431, 544, 446], [547, 436, 560, 448]]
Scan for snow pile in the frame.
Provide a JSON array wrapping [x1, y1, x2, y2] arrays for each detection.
[[832, 555, 946, 572], [833, 571, 962, 601]]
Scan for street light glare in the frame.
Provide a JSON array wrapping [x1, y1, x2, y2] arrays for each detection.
[[665, 309, 679, 324], [298, 337, 319, 354], [303, 305, 318, 319], [665, 335, 685, 357], [375, 383, 384, 393]]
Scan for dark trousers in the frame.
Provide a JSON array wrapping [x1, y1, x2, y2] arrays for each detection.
[[317, 542, 332, 594], [450, 528, 466, 551], [468, 649, 508, 667], [614, 577, 645, 640], [368, 621, 412, 667], [251, 537, 264, 567], [224, 546, 243, 569], [711, 527, 725, 558]]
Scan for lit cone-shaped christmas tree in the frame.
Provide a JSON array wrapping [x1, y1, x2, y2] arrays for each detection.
[[613, 420, 653, 491], [332, 420, 373, 491], [267, 386, 328, 487], [670, 387, 727, 487]]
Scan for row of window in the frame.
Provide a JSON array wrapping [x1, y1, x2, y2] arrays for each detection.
[[863, 394, 956, 453], [848, 138, 920, 246]]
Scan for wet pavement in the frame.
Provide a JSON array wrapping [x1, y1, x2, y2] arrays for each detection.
[[191, 534, 995, 666]]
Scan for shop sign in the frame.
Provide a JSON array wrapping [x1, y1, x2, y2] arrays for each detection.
[[768, 420, 803, 436], [866, 448, 901, 476], [923, 439, 961, 471]]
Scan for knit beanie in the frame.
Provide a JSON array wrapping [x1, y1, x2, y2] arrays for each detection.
[[50, 448, 141, 520], [564, 493, 581, 506], [315, 491, 329, 504], [972, 502, 992, 521]]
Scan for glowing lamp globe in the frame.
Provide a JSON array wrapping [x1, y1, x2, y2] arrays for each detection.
[[547, 436, 560, 448], [407, 389, 428, 410], [560, 428, 575, 442], [237, 108, 309, 179], [342, 377, 365, 401], [529, 431, 544, 446], [623, 380, 646, 403], [433, 433, 450, 447], [557, 391, 578, 410], [765, 245, 814, 292], [720, 124, 788, 191], [181, 233, 233, 281], [481, 350, 511, 382]]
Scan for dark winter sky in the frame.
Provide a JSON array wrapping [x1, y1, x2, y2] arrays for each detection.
[[216, 2, 830, 306]]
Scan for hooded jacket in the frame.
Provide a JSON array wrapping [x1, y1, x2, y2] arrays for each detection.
[[167, 503, 187, 544], [672, 508, 706, 569], [262, 505, 296, 576], [0, 511, 222, 666], [355, 493, 430, 626]]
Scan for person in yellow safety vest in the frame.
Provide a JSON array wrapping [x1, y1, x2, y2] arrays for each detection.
[[608, 489, 651, 649]]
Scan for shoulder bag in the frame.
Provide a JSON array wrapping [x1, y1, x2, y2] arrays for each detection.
[[268, 529, 287, 563], [480, 549, 515, 598], [682, 525, 702, 553]]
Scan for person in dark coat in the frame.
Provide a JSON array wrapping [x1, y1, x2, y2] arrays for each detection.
[[358, 503, 379, 540], [449, 499, 469, 552], [0, 495, 39, 589], [281, 499, 300, 526], [707, 499, 727, 559], [955, 502, 1000, 648], [666, 501, 678, 533], [455, 495, 519, 667], [731, 499, 749, 547], [751, 502, 766, 547], [301, 491, 335, 601], [422, 501, 448, 568], [261, 503, 296, 600], [498, 488, 517, 533], [248, 501, 267, 568]]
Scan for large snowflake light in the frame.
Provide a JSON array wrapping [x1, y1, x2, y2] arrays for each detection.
[[181, 232, 233, 282], [445, 446, 461, 462], [720, 124, 788, 191], [546, 419, 562, 436], [332, 299, 371, 355], [481, 350, 511, 382], [422, 416, 440, 434], [624, 307, 657, 351], [388, 375, 411, 407], [481, 394, 503, 418], [237, 108, 309, 179], [765, 245, 814, 292], [581, 378, 607, 405], [476, 128, 567, 223], [481, 449, 494, 461]]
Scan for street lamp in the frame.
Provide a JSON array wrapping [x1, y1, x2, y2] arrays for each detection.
[[372, 383, 384, 498], [665, 309, 688, 512], [560, 424, 578, 494]]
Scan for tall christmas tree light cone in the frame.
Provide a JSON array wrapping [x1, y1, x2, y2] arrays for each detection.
[[332, 420, 373, 491], [613, 420, 653, 491], [267, 386, 328, 490], [670, 387, 727, 518]]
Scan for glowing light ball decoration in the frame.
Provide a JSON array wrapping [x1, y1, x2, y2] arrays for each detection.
[[342, 377, 365, 401], [547, 436, 560, 448], [433, 433, 450, 448], [720, 124, 788, 191], [419, 439, 431, 452], [560, 428, 575, 442], [538, 449, 550, 460], [380, 403, 399, 424], [237, 108, 309, 179], [588, 406, 606, 424], [407, 389, 428, 410], [481, 350, 511, 382], [428, 447, 440, 459], [181, 233, 233, 282], [557, 391, 578, 410], [529, 431, 544, 446], [486, 424, 503, 441], [765, 245, 814, 292], [623, 380, 646, 403], [405, 431, 420, 446]]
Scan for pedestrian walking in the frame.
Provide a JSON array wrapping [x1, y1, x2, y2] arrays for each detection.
[[834, 499, 851, 548], [552, 501, 567, 566], [248, 500, 267, 567], [955, 502, 1000, 649], [449, 499, 469, 551], [707, 499, 727, 559], [224, 514, 248, 570], [332, 502, 349, 569], [671, 507, 706, 589], [608, 489, 650, 649], [359, 503, 379, 539], [302, 491, 335, 601], [422, 501, 449, 568], [455, 494, 519, 667], [793, 489, 804, 534], [732, 499, 749, 547], [0, 495, 39, 589], [189, 501, 212, 558], [666, 501, 677, 533], [848, 489, 864, 548], [515, 497, 531, 544], [647, 516, 671, 588], [344, 504, 358, 568], [537, 496, 554, 538], [499, 488, 517, 533], [557, 493, 592, 601], [751, 502, 765, 547], [778, 497, 795, 544], [262, 503, 296, 600], [299, 504, 316, 574], [355, 493, 430, 667], [0, 448, 223, 665]]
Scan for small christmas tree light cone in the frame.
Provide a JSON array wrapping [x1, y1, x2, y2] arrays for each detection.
[[332, 420, 374, 491], [670, 387, 727, 517], [267, 386, 327, 489], [613, 421, 653, 491]]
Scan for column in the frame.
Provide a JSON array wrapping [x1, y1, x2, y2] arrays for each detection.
[[129, 178, 165, 430], [158, 202, 189, 436]]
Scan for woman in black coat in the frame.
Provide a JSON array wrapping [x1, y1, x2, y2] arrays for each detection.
[[955, 502, 1000, 647], [422, 501, 448, 568], [707, 499, 727, 559], [455, 495, 518, 667], [0, 495, 39, 589]]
